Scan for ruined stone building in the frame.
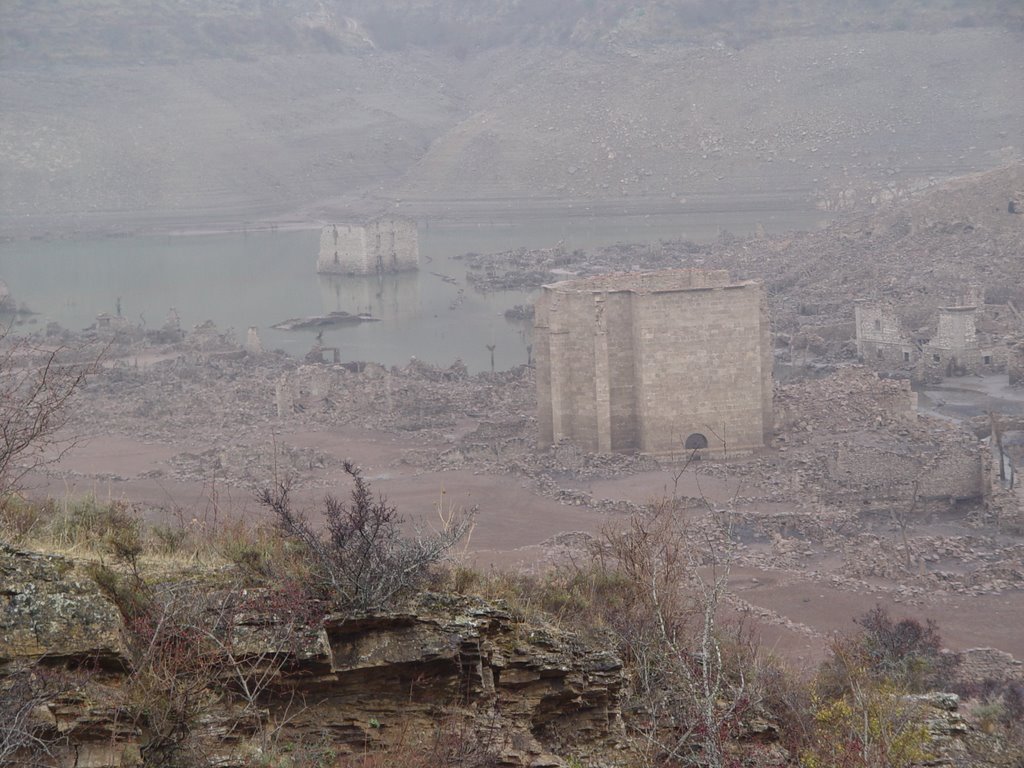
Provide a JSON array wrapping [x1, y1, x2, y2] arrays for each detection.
[[534, 269, 773, 457], [316, 215, 419, 276], [855, 297, 1006, 380]]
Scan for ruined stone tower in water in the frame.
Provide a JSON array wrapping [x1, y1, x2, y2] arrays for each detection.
[[534, 269, 773, 457], [317, 215, 419, 276]]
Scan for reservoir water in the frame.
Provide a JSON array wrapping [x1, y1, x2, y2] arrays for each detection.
[[0, 207, 827, 372]]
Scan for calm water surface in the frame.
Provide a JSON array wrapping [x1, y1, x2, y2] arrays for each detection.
[[0, 209, 826, 372]]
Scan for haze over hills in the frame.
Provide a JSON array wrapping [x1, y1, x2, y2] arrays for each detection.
[[1, 0, 1022, 238]]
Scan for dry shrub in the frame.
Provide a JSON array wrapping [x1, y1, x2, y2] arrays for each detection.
[[0, 495, 50, 544], [818, 606, 960, 698], [0, 330, 97, 497], [455, 497, 776, 768], [257, 462, 474, 612], [47, 495, 140, 553], [0, 663, 74, 767], [336, 714, 503, 768], [796, 607, 962, 768]]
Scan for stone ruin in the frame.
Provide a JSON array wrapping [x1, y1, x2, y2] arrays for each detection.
[[534, 268, 772, 458], [316, 214, 419, 276], [854, 295, 1007, 381], [245, 326, 263, 355]]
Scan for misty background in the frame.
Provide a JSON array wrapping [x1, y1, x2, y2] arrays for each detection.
[[1, 0, 1022, 240]]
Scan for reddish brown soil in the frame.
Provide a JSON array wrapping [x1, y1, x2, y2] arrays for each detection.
[[32, 426, 1024, 667]]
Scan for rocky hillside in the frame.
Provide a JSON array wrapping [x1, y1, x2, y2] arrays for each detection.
[[0, 544, 624, 767], [3, 1, 1022, 64], [0, 1, 1021, 238], [394, 28, 1023, 208]]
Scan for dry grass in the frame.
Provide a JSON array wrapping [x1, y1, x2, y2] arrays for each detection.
[[0, 492, 281, 579]]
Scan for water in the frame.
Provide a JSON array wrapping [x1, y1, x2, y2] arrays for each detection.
[[0, 207, 827, 372]]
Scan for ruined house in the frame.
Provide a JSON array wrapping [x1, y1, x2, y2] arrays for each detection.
[[855, 298, 1005, 380], [316, 215, 419, 276], [534, 269, 772, 458]]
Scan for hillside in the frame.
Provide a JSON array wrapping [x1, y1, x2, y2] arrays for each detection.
[[393, 28, 1023, 209], [0, 1, 1022, 238]]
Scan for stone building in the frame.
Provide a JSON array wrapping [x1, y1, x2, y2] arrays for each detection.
[[534, 269, 772, 458], [854, 301, 917, 367], [316, 215, 419, 276], [855, 298, 1005, 380]]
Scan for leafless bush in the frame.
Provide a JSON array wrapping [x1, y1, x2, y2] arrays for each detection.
[[0, 663, 70, 767], [0, 330, 99, 497], [586, 497, 766, 768], [337, 712, 503, 768], [92, 557, 308, 767], [257, 462, 474, 612]]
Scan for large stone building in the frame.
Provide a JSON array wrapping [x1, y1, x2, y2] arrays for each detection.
[[534, 269, 773, 458], [317, 215, 419, 276]]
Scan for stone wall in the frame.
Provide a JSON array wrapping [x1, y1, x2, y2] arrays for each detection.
[[956, 647, 1024, 685], [854, 300, 916, 367], [535, 268, 772, 458], [932, 307, 978, 350], [825, 438, 987, 509], [1010, 342, 1024, 386], [856, 299, 1007, 381], [317, 215, 419, 275]]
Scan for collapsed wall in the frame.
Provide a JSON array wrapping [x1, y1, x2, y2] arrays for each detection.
[[317, 215, 419, 276], [534, 268, 772, 458]]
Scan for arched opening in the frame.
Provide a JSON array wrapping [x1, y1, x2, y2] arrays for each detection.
[[684, 433, 709, 450]]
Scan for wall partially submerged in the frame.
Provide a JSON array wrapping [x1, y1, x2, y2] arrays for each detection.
[[534, 268, 772, 458], [317, 215, 419, 276]]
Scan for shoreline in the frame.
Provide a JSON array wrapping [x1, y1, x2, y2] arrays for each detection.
[[0, 191, 835, 245]]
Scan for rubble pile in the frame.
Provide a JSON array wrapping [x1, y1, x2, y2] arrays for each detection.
[[460, 163, 1024, 364], [774, 367, 918, 439]]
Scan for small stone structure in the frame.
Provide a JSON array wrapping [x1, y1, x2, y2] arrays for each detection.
[[853, 301, 916, 367], [855, 298, 1005, 380], [534, 268, 772, 457], [317, 215, 419, 276], [245, 326, 263, 355]]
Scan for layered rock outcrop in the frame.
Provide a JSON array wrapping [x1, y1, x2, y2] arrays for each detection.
[[0, 545, 623, 767]]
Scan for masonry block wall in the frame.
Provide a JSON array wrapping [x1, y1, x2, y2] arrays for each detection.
[[1010, 343, 1024, 386], [854, 300, 915, 367], [534, 269, 773, 457], [317, 215, 419, 275]]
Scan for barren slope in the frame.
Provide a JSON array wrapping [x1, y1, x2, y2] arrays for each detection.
[[1, 1, 1022, 238], [394, 29, 1024, 209]]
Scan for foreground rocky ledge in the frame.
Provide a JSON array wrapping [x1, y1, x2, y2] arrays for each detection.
[[0, 544, 624, 767]]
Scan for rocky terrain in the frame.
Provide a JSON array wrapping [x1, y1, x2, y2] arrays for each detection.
[[460, 161, 1024, 362], [1, 2, 1022, 238], [3, 164, 1016, 670], [0, 545, 625, 767]]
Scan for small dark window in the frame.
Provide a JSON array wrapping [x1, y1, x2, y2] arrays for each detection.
[[903, 351, 910, 362], [873, 319, 881, 331], [876, 348, 883, 359], [933, 354, 941, 363], [685, 433, 709, 450], [984, 355, 992, 365]]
